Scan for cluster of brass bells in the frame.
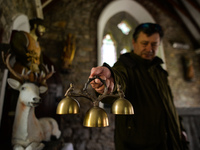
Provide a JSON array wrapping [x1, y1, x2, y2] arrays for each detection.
[[56, 76, 134, 127]]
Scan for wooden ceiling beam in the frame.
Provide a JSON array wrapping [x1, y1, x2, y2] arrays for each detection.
[[153, 0, 199, 48], [185, 0, 200, 13], [35, 0, 44, 19], [176, 0, 200, 34], [149, 0, 181, 21], [42, 0, 53, 9], [41, 0, 58, 13]]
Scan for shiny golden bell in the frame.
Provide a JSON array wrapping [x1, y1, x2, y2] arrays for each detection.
[[56, 96, 80, 114], [83, 106, 109, 127], [112, 98, 134, 115]]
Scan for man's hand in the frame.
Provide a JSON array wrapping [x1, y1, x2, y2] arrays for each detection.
[[89, 66, 114, 94]]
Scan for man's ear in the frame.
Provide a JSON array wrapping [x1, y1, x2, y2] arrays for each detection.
[[132, 39, 136, 47], [132, 39, 135, 45]]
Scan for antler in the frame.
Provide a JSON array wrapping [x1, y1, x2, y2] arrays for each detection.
[[1, 51, 30, 82], [2, 51, 55, 84], [37, 64, 55, 84]]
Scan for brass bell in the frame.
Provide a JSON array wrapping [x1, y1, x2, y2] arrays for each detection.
[[56, 77, 134, 128], [111, 97, 134, 115], [83, 106, 109, 127], [56, 96, 80, 114]]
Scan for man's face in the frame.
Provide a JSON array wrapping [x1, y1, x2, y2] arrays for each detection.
[[35, 25, 46, 37], [132, 32, 161, 60]]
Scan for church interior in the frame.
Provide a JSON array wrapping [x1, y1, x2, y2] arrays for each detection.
[[0, 0, 200, 150]]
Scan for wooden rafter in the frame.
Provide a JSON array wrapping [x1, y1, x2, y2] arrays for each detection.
[[35, 0, 56, 19], [176, 0, 200, 34], [41, 0, 57, 13], [42, 0, 53, 9], [185, 0, 200, 13], [152, 0, 199, 48], [35, 0, 44, 19], [165, 0, 200, 48], [152, 0, 182, 21]]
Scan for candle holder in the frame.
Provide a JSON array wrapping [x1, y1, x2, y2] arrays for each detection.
[[56, 76, 134, 127]]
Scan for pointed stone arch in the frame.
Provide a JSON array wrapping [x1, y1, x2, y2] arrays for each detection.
[[98, 0, 166, 69]]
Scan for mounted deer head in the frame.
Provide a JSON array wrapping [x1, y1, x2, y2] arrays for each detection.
[[2, 51, 55, 85]]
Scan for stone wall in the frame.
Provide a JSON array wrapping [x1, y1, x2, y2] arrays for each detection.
[[0, 0, 200, 150]]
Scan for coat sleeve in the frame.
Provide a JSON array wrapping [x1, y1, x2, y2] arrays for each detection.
[[111, 60, 129, 94]]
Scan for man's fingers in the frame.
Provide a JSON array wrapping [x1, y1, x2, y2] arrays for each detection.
[[90, 82, 102, 89], [108, 81, 114, 93], [90, 67, 103, 77], [89, 66, 114, 94], [90, 80, 105, 94], [94, 78, 102, 84], [95, 84, 105, 94]]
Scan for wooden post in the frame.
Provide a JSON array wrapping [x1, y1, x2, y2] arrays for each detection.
[[35, 0, 44, 19]]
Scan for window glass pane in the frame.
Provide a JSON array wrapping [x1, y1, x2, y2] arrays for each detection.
[[101, 34, 117, 66], [120, 48, 128, 54], [117, 20, 131, 35]]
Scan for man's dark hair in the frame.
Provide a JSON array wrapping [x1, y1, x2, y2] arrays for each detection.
[[133, 23, 164, 41], [29, 18, 44, 30]]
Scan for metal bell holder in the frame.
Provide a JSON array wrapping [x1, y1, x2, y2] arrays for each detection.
[[56, 76, 134, 127]]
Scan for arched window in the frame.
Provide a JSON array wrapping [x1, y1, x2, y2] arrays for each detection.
[[98, 0, 166, 69], [101, 34, 117, 66]]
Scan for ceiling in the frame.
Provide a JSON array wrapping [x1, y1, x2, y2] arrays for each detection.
[[149, 0, 200, 50], [41, 0, 200, 50]]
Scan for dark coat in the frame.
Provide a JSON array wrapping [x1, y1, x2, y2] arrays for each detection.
[[106, 52, 183, 150]]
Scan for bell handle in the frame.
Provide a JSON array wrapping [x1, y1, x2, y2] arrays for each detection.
[[83, 75, 108, 95]]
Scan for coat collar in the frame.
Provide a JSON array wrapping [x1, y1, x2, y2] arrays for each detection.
[[129, 52, 164, 68]]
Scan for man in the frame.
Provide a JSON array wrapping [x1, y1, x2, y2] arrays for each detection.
[[89, 23, 187, 150]]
